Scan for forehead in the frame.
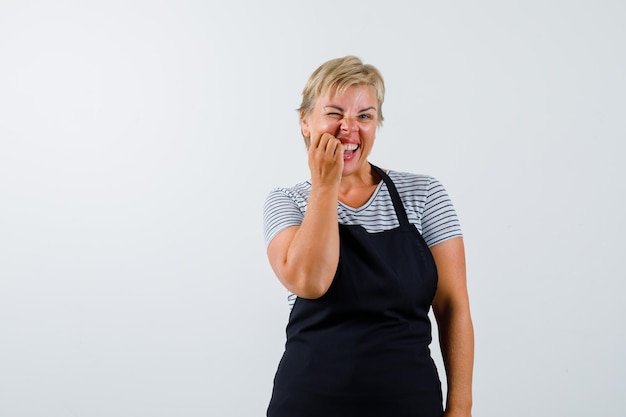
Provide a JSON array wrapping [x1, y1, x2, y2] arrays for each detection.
[[317, 84, 377, 107]]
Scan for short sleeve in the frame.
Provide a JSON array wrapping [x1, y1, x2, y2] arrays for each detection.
[[420, 177, 463, 246], [263, 188, 305, 247]]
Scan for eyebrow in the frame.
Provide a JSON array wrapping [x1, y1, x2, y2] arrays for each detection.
[[323, 105, 377, 113]]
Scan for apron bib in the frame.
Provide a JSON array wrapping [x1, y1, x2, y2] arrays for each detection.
[[267, 165, 443, 417]]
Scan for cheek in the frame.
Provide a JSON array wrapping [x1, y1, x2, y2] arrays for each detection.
[[321, 118, 338, 129], [360, 126, 377, 141], [316, 120, 341, 135]]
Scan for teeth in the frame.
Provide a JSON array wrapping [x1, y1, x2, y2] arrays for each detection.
[[343, 143, 359, 151]]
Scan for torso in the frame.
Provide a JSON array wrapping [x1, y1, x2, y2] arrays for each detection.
[[267, 166, 444, 416]]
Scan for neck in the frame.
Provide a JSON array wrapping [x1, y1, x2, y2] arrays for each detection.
[[337, 164, 382, 206]]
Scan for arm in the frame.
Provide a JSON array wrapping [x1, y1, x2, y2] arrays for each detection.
[[431, 237, 474, 417], [267, 133, 344, 299]]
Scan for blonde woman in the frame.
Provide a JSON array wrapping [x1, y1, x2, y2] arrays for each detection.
[[263, 56, 474, 417]]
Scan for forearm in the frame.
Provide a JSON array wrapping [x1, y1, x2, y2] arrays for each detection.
[[437, 305, 474, 414], [269, 130, 345, 298]]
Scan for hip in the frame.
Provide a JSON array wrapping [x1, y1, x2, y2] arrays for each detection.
[[272, 341, 441, 396]]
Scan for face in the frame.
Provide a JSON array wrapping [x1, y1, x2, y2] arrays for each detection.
[[301, 84, 378, 179]]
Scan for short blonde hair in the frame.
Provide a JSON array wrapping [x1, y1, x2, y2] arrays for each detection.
[[298, 56, 385, 147]]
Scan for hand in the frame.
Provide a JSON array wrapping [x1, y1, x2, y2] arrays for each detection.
[[308, 132, 344, 188]]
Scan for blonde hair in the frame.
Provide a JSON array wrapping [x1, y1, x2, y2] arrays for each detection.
[[298, 56, 385, 147]]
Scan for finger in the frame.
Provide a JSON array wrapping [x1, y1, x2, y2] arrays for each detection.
[[323, 136, 341, 159], [309, 132, 323, 151], [332, 140, 344, 157], [318, 133, 337, 151]]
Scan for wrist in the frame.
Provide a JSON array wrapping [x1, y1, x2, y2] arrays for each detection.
[[309, 182, 339, 199], [445, 398, 472, 415]]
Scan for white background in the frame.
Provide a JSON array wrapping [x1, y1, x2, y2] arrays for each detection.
[[1, 1, 624, 415]]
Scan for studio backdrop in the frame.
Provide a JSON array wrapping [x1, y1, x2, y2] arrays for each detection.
[[0, 1, 624, 416]]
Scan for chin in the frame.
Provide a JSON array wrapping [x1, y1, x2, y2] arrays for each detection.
[[342, 159, 366, 176]]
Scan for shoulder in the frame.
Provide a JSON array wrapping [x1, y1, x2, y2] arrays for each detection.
[[387, 170, 435, 193], [263, 180, 311, 247], [385, 169, 443, 207], [385, 168, 462, 246], [266, 180, 311, 202], [264, 180, 311, 212]]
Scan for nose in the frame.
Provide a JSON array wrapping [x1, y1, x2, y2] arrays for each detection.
[[340, 117, 358, 132]]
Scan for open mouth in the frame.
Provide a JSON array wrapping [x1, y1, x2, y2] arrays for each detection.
[[343, 143, 359, 158]]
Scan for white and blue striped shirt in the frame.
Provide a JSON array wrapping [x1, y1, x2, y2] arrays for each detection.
[[263, 169, 463, 308], [264, 169, 462, 247]]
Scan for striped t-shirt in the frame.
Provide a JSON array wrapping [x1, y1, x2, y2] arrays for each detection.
[[263, 169, 462, 308]]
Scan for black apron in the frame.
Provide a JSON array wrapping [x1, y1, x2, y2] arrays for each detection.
[[267, 165, 443, 417]]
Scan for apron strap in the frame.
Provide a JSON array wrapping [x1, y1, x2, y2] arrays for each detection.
[[370, 164, 411, 229]]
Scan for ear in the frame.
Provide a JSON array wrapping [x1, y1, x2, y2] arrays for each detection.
[[300, 111, 311, 137]]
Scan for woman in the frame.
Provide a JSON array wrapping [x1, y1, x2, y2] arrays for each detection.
[[263, 56, 474, 417]]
